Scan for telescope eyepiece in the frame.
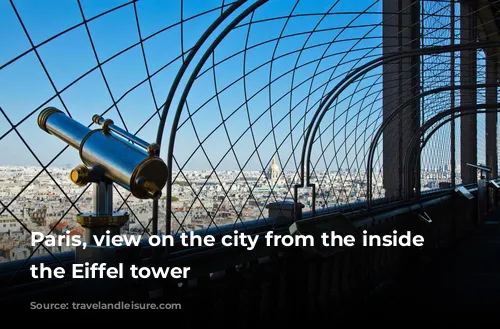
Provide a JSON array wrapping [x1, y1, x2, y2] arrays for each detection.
[[150, 189, 162, 200], [92, 114, 103, 125], [135, 176, 162, 200], [92, 114, 114, 134]]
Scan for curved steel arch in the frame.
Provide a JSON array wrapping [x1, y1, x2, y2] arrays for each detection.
[[365, 83, 500, 206], [401, 104, 500, 201], [150, 0, 247, 236], [301, 41, 500, 214], [304, 41, 500, 185], [158, 0, 268, 244]]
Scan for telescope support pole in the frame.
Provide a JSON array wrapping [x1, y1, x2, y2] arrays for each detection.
[[94, 181, 113, 216], [75, 181, 136, 302], [80, 181, 118, 243], [76, 179, 128, 245]]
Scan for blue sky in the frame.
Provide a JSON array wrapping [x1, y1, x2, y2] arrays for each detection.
[[0, 0, 384, 172]]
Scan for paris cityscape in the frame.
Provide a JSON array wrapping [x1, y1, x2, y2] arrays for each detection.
[[0, 162, 454, 262]]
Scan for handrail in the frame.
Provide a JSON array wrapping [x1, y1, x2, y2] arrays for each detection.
[[0, 186, 461, 276]]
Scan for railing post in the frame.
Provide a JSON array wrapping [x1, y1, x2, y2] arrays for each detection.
[[266, 201, 304, 225]]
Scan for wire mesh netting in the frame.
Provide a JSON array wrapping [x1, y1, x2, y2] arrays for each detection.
[[0, 0, 499, 282], [0, 0, 241, 270]]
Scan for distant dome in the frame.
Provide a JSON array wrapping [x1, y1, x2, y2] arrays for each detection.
[[267, 157, 281, 182], [270, 157, 279, 172]]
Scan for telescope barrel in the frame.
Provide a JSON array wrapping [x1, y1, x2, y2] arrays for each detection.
[[38, 107, 91, 149], [37, 107, 168, 200]]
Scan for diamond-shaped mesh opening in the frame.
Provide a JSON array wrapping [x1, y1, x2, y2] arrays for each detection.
[[114, 184, 153, 237]]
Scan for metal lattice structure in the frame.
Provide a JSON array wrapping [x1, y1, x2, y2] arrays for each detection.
[[1, 0, 500, 292]]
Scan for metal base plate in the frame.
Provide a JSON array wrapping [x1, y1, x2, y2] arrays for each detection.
[[76, 212, 129, 227]]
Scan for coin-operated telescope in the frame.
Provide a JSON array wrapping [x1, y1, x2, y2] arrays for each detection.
[[38, 107, 167, 243]]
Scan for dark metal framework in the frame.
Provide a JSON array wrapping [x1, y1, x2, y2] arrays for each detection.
[[1, 0, 500, 287]]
